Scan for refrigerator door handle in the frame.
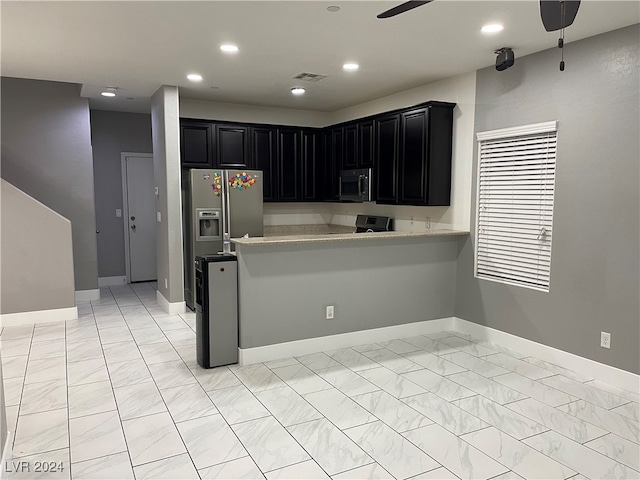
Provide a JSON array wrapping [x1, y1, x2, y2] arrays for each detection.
[[222, 170, 232, 253]]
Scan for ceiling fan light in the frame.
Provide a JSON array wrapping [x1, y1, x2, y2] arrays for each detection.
[[481, 24, 504, 34]]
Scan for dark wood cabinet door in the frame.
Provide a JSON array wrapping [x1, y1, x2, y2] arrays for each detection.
[[343, 124, 358, 169], [180, 121, 213, 167], [302, 129, 323, 201], [426, 105, 454, 206], [358, 120, 375, 168], [277, 128, 302, 201], [375, 114, 400, 204], [250, 127, 277, 202], [331, 127, 344, 172], [398, 108, 428, 205], [321, 131, 337, 201], [214, 124, 249, 167]]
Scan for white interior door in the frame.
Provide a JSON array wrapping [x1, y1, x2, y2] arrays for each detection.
[[124, 154, 156, 282]]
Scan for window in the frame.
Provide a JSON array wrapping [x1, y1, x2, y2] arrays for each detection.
[[475, 121, 557, 292]]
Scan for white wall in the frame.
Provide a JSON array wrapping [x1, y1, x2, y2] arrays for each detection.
[[179, 98, 328, 128]]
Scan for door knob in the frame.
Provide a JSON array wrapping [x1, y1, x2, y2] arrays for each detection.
[[131, 224, 136, 230], [130, 216, 136, 221]]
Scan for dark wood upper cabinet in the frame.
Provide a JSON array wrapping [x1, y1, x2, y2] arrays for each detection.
[[425, 104, 454, 205], [180, 121, 213, 168], [277, 128, 302, 202], [302, 129, 323, 201], [343, 124, 358, 170], [330, 127, 344, 172], [180, 100, 454, 205], [398, 104, 454, 206], [358, 120, 375, 168], [322, 131, 338, 201], [250, 127, 277, 202], [375, 114, 400, 204], [398, 109, 428, 204], [214, 124, 249, 168]]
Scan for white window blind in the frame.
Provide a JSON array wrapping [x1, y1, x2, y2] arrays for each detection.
[[475, 121, 557, 292]]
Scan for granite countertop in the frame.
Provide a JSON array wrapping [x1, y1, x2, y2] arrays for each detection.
[[232, 228, 469, 246]]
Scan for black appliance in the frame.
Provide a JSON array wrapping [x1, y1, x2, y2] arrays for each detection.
[[355, 215, 393, 233], [339, 168, 373, 202], [195, 254, 238, 368]]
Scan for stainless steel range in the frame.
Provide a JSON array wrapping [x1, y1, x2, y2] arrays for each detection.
[[355, 215, 393, 233]]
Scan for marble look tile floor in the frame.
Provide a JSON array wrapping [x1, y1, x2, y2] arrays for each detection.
[[1, 282, 639, 480]]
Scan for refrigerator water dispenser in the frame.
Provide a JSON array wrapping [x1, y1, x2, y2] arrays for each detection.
[[196, 208, 221, 241]]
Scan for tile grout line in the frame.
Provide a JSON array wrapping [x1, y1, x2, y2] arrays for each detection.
[[118, 283, 206, 477], [3, 304, 634, 478]]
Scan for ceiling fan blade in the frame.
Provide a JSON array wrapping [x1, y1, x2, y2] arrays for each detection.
[[540, 0, 581, 32], [377, 1, 434, 19]]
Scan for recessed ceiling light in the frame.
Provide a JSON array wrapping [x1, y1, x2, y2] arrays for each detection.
[[187, 73, 203, 82], [101, 87, 117, 97], [220, 44, 239, 54], [481, 24, 504, 34], [291, 87, 306, 95], [327, 5, 340, 12], [343, 63, 359, 72]]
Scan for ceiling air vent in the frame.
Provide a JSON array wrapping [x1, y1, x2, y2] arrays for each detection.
[[293, 72, 327, 82]]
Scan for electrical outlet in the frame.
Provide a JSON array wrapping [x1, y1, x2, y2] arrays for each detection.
[[600, 331, 611, 349], [164, 278, 168, 289], [156, 211, 162, 223], [325, 305, 335, 320], [115, 209, 122, 218], [425, 217, 431, 230]]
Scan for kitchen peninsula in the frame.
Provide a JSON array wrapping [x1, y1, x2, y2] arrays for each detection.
[[232, 228, 468, 364]]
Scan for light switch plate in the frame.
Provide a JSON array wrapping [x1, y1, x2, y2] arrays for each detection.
[[156, 211, 161, 223], [115, 209, 122, 218]]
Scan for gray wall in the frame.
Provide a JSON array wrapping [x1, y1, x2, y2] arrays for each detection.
[[151, 86, 184, 304], [1, 180, 75, 314], [455, 25, 640, 374], [90, 110, 152, 278], [237, 237, 459, 348], [1, 77, 98, 291]]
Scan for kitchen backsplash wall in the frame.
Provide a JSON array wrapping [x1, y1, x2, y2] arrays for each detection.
[[330, 202, 452, 232], [264, 202, 455, 232]]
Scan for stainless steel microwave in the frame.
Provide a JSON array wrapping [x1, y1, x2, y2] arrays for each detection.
[[339, 168, 373, 202]]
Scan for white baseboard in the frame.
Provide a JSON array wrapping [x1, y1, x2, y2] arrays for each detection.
[[453, 317, 640, 394], [238, 315, 639, 395], [0, 306, 78, 328], [75, 289, 100, 302], [1, 430, 13, 477], [238, 317, 454, 366], [98, 276, 126, 287], [157, 291, 186, 315]]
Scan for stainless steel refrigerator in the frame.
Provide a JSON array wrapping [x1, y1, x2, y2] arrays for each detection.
[[183, 168, 263, 310]]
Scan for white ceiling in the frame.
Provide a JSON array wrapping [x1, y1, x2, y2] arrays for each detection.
[[2, 1, 638, 113]]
